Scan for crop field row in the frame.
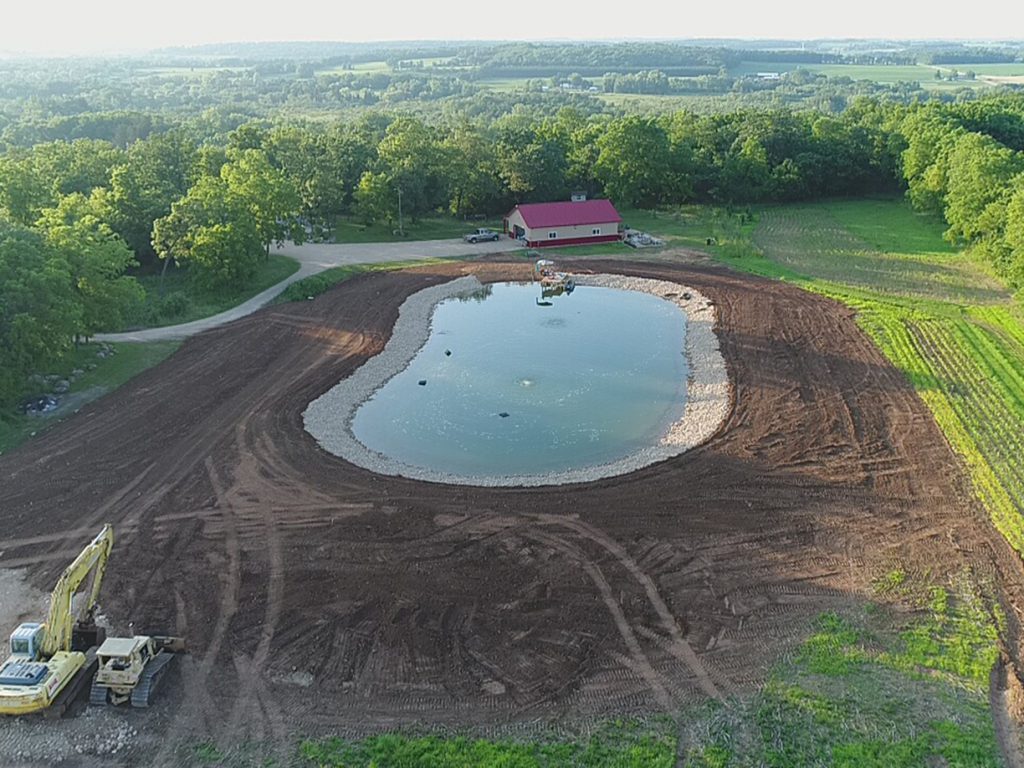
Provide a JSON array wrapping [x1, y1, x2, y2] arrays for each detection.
[[749, 201, 1024, 556], [861, 310, 1024, 551]]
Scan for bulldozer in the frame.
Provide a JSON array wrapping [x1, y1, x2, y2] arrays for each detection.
[[0, 524, 185, 716], [90, 633, 185, 708], [0, 525, 112, 716]]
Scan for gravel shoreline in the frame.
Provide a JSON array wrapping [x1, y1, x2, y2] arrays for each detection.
[[304, 274, 730, 487]]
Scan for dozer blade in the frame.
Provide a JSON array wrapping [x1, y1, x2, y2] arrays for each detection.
[[152, 636, 187, 654]]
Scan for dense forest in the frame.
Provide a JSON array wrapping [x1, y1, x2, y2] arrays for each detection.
[[2, 40, 1024, 407]]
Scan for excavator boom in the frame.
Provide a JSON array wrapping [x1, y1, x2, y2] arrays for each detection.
[[0, 525, 113, 715], [42, 524, 113, 657]]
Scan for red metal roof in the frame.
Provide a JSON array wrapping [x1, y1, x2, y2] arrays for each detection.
[[510, 199, 621, 229]]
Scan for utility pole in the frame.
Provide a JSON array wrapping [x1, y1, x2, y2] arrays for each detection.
[[397, 187, 405, 237]]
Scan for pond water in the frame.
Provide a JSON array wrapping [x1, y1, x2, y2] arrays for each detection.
[[351, 282, 689, 479]]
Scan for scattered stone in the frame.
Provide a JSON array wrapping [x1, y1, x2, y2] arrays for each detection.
[[418, 380, 427, 386], [71, 368, 84, 377], [53, 379, 70, 394], [445, 349, 452, 356], [498, 412, 509, 418], [482, 679, 506, 695]]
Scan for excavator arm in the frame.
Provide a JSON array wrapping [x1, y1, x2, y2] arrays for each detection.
[[40, 524, 113, 657]]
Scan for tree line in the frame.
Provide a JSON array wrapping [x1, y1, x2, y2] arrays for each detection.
[[3, 96, 1024, 407]]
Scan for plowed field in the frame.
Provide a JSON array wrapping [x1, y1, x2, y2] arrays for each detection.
[[1, 259, 1021, 763]]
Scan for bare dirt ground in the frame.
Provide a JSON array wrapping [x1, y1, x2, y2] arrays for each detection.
[[2, 257, 1023, 765]]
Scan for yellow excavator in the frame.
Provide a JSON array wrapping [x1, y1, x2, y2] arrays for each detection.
[[0, 525, 113, 716]]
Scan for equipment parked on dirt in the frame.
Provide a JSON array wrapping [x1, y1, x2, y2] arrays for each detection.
[[90, 634, 185, 708], [0, 526, 112, 716], [463, 228, 500, 243]]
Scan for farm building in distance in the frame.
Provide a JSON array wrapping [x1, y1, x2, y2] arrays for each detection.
[[504, 198, 622, 248]]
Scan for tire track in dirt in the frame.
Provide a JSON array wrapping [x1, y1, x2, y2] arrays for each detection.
[[153, 458, 240, 765], [524, 528, 672, 709], [535, 514, 724, 701], [222, 425, 288, 752], [2, 259, 1022, 755]]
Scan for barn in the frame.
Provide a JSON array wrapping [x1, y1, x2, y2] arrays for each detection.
[[504, 198, 622, 248]]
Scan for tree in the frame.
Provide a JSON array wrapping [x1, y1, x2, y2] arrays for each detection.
[[374, 117, 448, 219], [594, 116, 677, 208], [442, 122, 504, 217], [1002, 176, 1024, 286], [899, 107, 963, 215], [354, 171, 396, 225], [942, 131, 1024, 246], [495, 114, 569, 202], [94, 131, 197, 263], [0, 219, 80, 404], [36, 195, 144, 339], [220, 148, 303, 256], [152, 176, 263, 289]]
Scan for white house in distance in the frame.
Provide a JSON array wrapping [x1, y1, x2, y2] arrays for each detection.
[[504, 198, 623, 248]]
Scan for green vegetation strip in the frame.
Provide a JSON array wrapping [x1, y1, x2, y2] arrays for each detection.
[[702, 199, 1024, 556], [272, 257, 455, 304], [299, 719, 676, 768]]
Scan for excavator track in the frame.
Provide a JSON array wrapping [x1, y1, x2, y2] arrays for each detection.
[[130, 652, 175, 708]]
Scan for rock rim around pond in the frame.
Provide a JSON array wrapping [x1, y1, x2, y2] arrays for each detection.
[[303, 272, 731, 487]]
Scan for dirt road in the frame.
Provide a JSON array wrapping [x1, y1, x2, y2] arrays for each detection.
[[2, 258, 1022, 764]]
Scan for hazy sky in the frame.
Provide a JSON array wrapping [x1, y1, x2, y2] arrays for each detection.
[[0, 0, 1016, 55]]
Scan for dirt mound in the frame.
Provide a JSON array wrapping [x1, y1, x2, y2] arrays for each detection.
[[1, 259, 1021, 761]]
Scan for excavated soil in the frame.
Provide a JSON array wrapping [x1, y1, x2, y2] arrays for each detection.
[[1, 258, 1023, 764]]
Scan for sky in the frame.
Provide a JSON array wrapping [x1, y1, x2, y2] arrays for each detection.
[[0, 0, 1018, 55]]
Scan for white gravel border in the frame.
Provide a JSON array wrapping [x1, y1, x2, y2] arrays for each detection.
[[304, 274, 730, 487]]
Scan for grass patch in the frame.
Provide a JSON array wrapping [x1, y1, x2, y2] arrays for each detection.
[[676, 575, 1001, 766], [522, 242, 636, 258], [298, 718, 677, 768], [272, 258, 453, 304], [0, 340, 180, 455], [331, 215, 504, 244], [125, 254, 300, 330]]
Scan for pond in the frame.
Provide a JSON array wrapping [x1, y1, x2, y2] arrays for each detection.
[[349, 281, 688, 480]]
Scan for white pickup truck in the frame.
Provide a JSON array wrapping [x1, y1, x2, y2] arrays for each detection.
[[462, 228, 500, 243]]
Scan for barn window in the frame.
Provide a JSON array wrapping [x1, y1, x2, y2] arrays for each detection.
[[548, 232, 557, 239], [592, 227, 601, 235]]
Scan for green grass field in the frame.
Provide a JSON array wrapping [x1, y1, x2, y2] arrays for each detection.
[[272, 257, 456, 304], [127, 254, 299, 330], [331, 215, 504, 243]]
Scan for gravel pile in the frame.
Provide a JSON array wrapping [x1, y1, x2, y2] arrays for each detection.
[[0, 707, 140, 764], [304, 274, 730, 487]]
